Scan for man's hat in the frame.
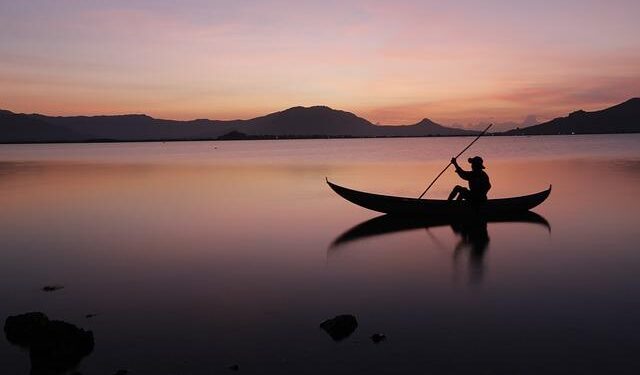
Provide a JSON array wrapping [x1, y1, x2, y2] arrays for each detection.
[[467, 156, 485, 169]]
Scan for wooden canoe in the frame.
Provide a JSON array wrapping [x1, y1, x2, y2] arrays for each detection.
[[326, 179, 551, 216]]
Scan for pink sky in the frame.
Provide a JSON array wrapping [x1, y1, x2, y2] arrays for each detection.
[[1, 0, 639, 128]]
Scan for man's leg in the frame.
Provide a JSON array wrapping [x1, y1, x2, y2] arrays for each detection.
[[448, 185, 468, 200], [457, 187, 470, 201]]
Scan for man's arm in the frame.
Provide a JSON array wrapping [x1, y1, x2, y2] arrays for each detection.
[[451, 157, 471, 180], [451, 157, 461, 171]]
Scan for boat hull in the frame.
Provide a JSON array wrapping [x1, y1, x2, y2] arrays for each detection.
[[327, 179, 551, 216]]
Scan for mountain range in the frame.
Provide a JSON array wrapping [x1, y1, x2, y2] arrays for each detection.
[[0, 106, 476, 143], [1, 98, 639, 143], [504, 98, 640, 135]]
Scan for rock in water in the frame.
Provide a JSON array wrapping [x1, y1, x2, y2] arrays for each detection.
[[42, 285, 64, 292], [4, 312, 94, 374], [370, 333, 386, 343], [319, 314, 358, 341], [3, 312, 49, 346]]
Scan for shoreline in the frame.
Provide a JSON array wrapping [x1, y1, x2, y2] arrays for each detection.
[[2, 131, 640, 145]]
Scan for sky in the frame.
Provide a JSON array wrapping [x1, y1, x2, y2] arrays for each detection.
[[1, 0, 639, 128]]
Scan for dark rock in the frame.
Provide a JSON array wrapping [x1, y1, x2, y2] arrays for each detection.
[[370, 333, 386, 343], [4, 312, 94, 374], [228, 364, 240, 371], [113, 370, 129, 375], [3, 312, 49, 346], [84, 314, 97, 319], [319, 314, 358, 341], [42, 285, 64, 292]]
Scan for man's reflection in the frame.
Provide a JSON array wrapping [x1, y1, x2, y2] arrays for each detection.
[[330, 212, 549, 285], [451, 219, 489, 284]]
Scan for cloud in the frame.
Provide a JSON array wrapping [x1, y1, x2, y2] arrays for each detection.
[[521, 115, 538, 127], [491, 75, 640, 110], [358, 73, 640, 127], [1, 1, 639, 122]]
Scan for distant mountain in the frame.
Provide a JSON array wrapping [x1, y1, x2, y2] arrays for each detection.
[[0, 106, 475, 143], [242, 106, 373, 136], [30, 113, 237, 141], [0, 110, 86, 143], [504, 98, 640, 135], [376, 118, 477, 137]]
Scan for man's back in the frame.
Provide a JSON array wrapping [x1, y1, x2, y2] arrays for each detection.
[[449, 156, 491, 202], [456, 169, 491, 201]]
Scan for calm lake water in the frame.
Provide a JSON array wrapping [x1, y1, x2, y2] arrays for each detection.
[[1, 135, 640, 374]]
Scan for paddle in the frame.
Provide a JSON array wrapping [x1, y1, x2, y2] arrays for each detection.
[[417, 123, 492, 199]]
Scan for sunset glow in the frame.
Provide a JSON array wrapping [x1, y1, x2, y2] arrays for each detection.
[[1, 0, 639, 127]]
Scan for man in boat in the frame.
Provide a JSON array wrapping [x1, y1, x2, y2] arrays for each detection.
[[448, 156, 491, 202]]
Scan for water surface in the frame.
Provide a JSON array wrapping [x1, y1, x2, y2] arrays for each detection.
[[1, 135, 640, 374]]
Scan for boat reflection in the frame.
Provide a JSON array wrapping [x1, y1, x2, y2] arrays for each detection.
[[329, 212, 550, 284]]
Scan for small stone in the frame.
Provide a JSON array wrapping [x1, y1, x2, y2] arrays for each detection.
[[228, 364, 239, 371], [370, 333, 386, 343], [42, 285, 64, 292], [85, 314, 98, 319], [319, 314, 358, 341], [114, 370, 129, 375]]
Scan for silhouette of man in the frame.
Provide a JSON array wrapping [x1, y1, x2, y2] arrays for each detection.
[[448, 156, 491, 202], [451, 219, 490, 284]]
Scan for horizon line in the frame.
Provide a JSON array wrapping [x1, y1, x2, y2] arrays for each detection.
[[3, 97, 638, 131]]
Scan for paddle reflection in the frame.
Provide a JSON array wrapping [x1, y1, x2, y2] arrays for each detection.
[[329, 212, 550, 284]]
